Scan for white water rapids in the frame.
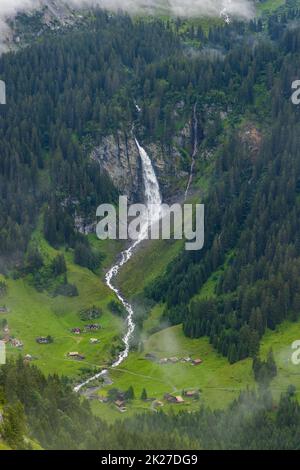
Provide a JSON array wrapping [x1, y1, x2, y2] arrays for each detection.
[[74, 139, 162, 392]]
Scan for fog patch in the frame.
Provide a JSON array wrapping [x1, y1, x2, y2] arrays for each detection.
[[0, 0, 256, 24]]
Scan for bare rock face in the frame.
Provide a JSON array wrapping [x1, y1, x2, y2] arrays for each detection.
[[146, 142, 188, 198], [91, 132, 143, 202], [173, 121, 191, 148], [74, 123, 191, 235], [239, 123, 262, 162], [74, 215, 96, 235], [42, 0, 75, 27], [1, 0, 78, 53], [91, 131, 189, 202]]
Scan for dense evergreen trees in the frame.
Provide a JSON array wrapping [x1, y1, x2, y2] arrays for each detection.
[[1, 402, 27, 450], [2, 6, 300, 449], [3, 7, 300, 267], [145, 9, 300, 363], [0, 6, 297, 359], [253, 349, 277, 387]]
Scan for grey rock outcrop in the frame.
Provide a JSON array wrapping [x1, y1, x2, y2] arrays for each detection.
[[91, 130, 189, 202]]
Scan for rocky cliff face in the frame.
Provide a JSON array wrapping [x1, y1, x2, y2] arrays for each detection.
[[1, 0, 78, 53], [90, 130, 190, 203], [74, 127, 190, 234], [90, 132, 143, 203]]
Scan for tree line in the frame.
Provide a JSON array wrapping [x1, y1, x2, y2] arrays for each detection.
[[145, 9, 300, 363]]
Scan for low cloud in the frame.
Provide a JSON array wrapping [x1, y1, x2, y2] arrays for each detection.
[[0, 0, 255, 21], [0, 0, 255, 52]]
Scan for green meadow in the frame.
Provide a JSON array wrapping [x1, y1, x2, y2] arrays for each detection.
[[260, 320, 300, 402], [0, 235, 123, 378], [103, 325, 253, 412], [2, 227, 300, 420], [91, 319, 300, 421], [0, 441, 10, 450]]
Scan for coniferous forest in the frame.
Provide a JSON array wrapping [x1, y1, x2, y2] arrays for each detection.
[[1, 358, 300, 450]]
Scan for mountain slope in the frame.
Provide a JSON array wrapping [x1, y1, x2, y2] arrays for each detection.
[[2, 3, 300, 437]]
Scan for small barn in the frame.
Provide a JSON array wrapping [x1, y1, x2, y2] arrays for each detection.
[[84, 324, 101, 332], [36, 337, 51, 344], [184, 390, 198, 398], [145, 352, 157, 362], [169, 357, 179, 364], [174, 396, 185, 404], [68, 352, 85, 360], [24, 354, 33, 362], [71, 328, 82, 335], [192, 358, 203, 365], [159, 358, 168, 365], [90, 338, 100, 344]]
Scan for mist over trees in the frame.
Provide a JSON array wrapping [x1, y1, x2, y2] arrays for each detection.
[[1, 358, 300, 450]]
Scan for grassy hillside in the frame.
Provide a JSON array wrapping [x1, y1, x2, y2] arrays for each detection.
[[118, 238, 184, 298], [90, 318, 300, 422], [0, 234, 123, 379], [117, 186, 209, 300], [91, 324, 253, 423], [108, 325, 253, 407]]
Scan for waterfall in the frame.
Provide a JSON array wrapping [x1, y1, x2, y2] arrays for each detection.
[[135, 138, 162, 215], [74, 139, 161, 392], [185, 103, 198, 200]]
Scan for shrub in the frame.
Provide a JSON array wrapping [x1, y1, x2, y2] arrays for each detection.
[[0, 281, 7, 297], [108, 300, 126, 317], [54, 283, 78, 297], [51, 254, 67, 277], [74, 242, 103, 271], [79, 305, 102, 321]]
